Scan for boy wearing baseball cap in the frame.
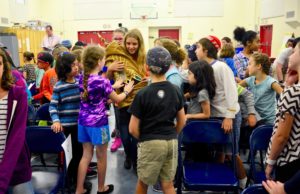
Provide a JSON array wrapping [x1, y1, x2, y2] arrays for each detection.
[[33, 52, 57, 104], [129, 47, 186, 194]]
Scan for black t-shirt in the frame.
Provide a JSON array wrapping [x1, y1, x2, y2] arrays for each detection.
[[128, 81, 184, 142]]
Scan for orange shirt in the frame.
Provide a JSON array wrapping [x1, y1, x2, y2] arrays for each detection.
[[33, 68, 57, 102]]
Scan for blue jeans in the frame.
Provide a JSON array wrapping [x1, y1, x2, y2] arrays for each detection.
[[8, 181, 34, 194], [212, 111, 242, 155], [233, 111, 242, 154], [119, 107, 137, 165]]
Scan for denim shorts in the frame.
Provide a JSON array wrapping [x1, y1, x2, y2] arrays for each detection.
[[78, 124, 110, 145], [8, 181, 34, 194]]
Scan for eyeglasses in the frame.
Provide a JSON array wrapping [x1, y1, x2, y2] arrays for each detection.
[[113, 37, 123, 41]]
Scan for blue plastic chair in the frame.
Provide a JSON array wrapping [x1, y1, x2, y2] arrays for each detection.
[[249, 125, 273, 184], [26, 126, 66, 194], [27, 104, 36, 126], [35, 103, 52, 122], [176, 120, 239, 193], [241, 184, 268, 194]]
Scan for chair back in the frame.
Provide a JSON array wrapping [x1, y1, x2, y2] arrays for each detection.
[[35, 103, 52, 122], [249, 125, 273, 183], [250, 125, 273, 152], [176, 119, 238, 193], [241, 185, 268, 194], [27, 104, 36, 125], [26, 126, 66, 194], [26, 126, 65, 153], [182, 120, 231, 144]]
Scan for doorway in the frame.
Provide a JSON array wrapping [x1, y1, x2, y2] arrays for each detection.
[[148, 27, 180, 48], [260, 25, 273, 56]]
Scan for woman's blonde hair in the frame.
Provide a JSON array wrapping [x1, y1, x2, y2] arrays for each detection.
[[81, 45, 105, 101], [71, 49, 83, 63], [219, 44, 235, 58], [52, 46, 69, 61], [0, 49, 13, 90], [124, 29, 146, 66], [160, 38, 186, 65]]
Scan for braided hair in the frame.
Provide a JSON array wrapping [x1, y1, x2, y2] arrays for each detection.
[[81, 45, 105, 101]]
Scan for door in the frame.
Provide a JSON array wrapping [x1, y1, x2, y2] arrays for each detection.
[[158, 29, 179, 41], [260, 25, 273, 56], [77, 31, 113, 47]]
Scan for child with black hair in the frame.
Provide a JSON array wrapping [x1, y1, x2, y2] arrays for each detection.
[[32, 52, 55, 104], [129, 47, 185, 194], [184, 60, 216, 162], [22, 51, 36, 84], [239, 53, 283, 125], [196, 35, 247, 189], [221, 37, 232, 47], [186, 60, 216, 120], [49, 52, 85, 190], [233, 27, 260, 80]]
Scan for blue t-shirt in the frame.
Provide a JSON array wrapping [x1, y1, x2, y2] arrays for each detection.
[[245, 75, 277, 124], [222, 58, 238, 77], [165, 65, 183, 90]]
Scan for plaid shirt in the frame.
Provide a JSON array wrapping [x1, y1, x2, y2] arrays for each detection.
[[233, 52, 249, 80]]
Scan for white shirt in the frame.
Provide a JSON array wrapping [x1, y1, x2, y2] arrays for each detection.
[[272, 47, 293, 80], [42, 34, 61, 50], [0, 95, 8, 162], [210, 60, 240, 118]]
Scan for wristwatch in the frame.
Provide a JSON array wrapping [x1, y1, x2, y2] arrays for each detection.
[[266, 158, 276, 166]]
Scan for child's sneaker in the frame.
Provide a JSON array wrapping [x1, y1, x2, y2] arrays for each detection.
[[152, 182, 163, 193], [111, 129, 116, 138], [89, 162, 97, 170], [110, 137, 122, 152], [86, 168, 97, 179]]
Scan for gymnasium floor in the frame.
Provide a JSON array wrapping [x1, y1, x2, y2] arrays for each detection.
[[86, 107, 235, 194], [31, 106, 248, 194]]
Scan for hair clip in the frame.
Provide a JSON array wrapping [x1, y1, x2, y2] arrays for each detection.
[[60, 51, 70, 57]]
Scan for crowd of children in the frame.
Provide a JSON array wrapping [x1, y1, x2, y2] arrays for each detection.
[[1, 25, 300, 194]]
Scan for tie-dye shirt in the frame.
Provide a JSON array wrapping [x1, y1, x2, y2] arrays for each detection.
[[78, 74, 113, 127]]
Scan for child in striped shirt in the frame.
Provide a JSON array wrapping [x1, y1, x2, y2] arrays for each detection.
[[49, 52, 93, 190]]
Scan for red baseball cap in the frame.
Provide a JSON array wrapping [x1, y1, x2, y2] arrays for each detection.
[[207, 35, 221, 50]]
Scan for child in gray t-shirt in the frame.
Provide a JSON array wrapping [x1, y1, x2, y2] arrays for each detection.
[[186, 60, 216, 120]]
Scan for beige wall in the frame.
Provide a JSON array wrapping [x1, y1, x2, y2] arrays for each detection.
[[34, 0, 259, 50], [2, 0, 299, 57]]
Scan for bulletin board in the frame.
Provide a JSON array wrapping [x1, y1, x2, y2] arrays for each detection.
[[261, 0, 284, 19], [74, 0, 123, 20], [174, 0, 224, 17]]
